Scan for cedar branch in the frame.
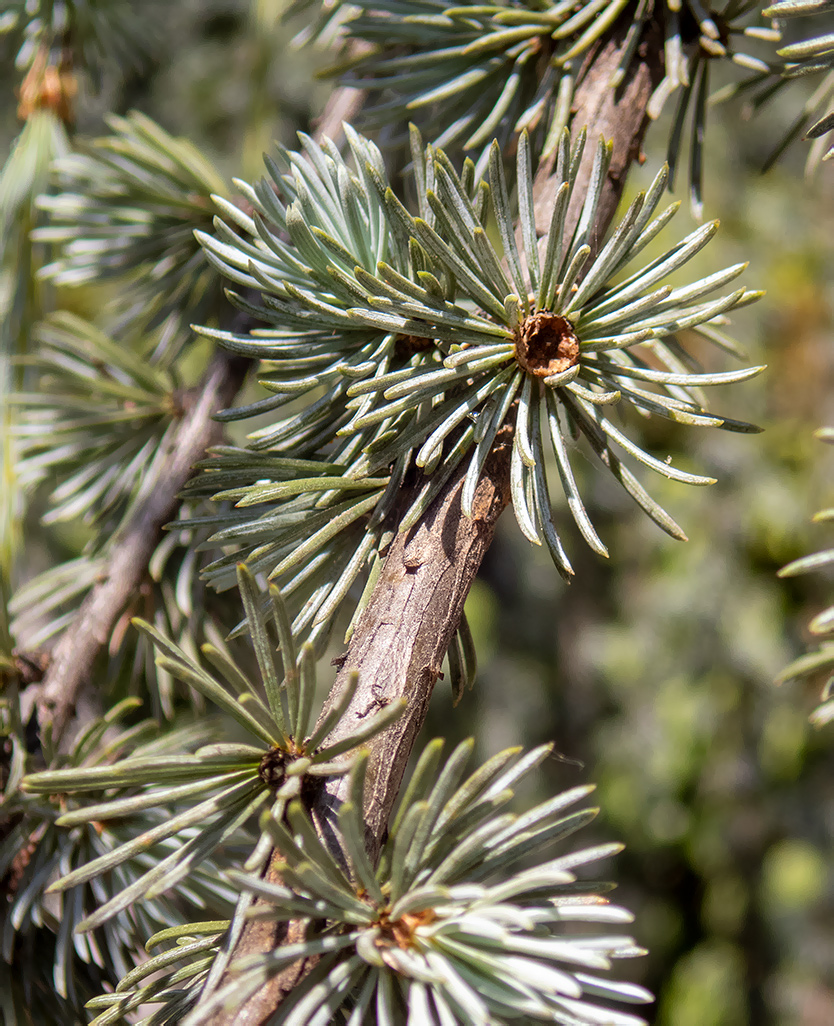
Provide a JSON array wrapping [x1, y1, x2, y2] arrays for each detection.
[[208, 13, 664, 1026]]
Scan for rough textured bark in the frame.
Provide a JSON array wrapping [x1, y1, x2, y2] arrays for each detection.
[[534, 15, 663, 248], [212, 15, 665, 1026], [320, 421, 515, 847], [33, 352, 248, 746]]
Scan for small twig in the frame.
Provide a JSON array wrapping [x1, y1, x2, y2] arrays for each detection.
[[314, 84, 368, 145], [34, 352, 248, 747], [312, 41, 371, 146]]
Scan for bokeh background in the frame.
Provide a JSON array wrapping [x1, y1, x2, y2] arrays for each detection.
[[3, 1, 834, 1022]]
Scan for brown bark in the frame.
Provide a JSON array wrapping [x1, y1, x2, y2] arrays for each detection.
[[34, 352, 248, 746], [210, 14, 664, 1026], [534, 14, 663, 250], [318, 420, 515, 852]]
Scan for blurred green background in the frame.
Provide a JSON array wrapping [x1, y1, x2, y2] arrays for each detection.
[[3, 1, 834, 1023]]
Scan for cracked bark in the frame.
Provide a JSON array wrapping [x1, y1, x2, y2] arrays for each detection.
[[207, 14, 664, 1024]]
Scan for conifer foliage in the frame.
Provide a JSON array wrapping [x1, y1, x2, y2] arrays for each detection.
[[0, 2, 829, 1025]]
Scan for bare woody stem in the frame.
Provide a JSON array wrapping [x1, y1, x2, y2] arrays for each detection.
[[212, 15, 664, 1026], [332, 0, 665, 873], [534, 16, 663, 247], [34, 352, 248, 746]]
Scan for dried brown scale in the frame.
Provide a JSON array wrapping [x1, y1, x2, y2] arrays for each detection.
[[110, 575, 155, 654], [17, 47, 76, 124], [257, 745, 326, 807], [374, 907, 437, 951], [258, 748, 290, 790], [3, 823, 46, 900], [514, 312, 580, 377], [164, 389, 189, 419], [12, 650, 49, 688]]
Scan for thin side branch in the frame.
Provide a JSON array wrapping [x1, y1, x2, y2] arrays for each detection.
[[210, 16, 664, 1026], [34, 352, 248, 746], [314, 86, 368, 145], [312, 40, 371, 145]]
